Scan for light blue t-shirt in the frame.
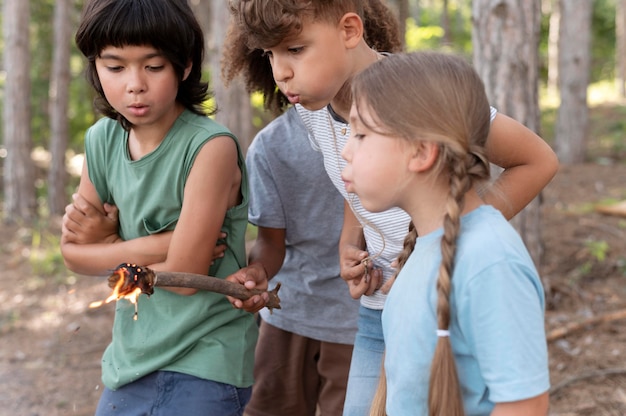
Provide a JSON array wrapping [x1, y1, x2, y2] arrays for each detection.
[[382, 205, 549, 415]]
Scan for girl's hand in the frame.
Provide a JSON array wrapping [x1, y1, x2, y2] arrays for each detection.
[[378, 258, 399, 294], [340, 245, 382, 298]]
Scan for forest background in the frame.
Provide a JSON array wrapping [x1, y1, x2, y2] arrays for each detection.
[[2, 0, 626, 415]]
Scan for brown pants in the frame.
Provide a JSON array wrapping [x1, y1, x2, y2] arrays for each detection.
[[244, 320, 354, 416]]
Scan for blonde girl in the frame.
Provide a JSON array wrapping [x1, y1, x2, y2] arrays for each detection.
[[341, 51, 550, 416]]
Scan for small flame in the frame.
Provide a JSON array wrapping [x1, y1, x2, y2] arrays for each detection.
[[89, 266, 147, 320]]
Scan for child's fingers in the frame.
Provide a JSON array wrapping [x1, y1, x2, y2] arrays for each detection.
[[379, 274, 395, 294], [347, 277, 369, 299], [340, 255, 369, 282], [363, 268, 382, 296]]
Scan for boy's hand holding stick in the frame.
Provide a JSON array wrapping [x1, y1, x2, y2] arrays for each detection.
[[100, 263, 281, 312]]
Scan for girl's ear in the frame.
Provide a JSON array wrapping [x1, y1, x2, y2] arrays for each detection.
[[408, 141, 439, 173], [182, 61, 192, 81], [339, 12, 364, 49]]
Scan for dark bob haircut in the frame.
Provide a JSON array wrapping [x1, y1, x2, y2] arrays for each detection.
[[75, 0, 212, 130]]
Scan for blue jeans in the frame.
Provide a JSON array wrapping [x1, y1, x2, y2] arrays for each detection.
[[342, 306, 385, 416], [95, 371, 251, 416]]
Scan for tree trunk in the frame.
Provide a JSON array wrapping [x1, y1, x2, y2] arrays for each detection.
[[48, 0, 72, 216], [207, 0, 254, 154], [555, 0, 591, 164], [396, 0, 409, 50], [616, 0, 626, 98], [3, 0, 36, 223], [472, 0, 544, 267], [189, 0, 212, 67], [441, 0, 451, 45], [546, 0, 560, 96]]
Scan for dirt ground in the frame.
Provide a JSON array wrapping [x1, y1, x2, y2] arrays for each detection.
[[2, 160, 626, 415]]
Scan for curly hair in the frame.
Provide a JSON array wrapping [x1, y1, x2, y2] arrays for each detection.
[[222, 0, 402, 114]]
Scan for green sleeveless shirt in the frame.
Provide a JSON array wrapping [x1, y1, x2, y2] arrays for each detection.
[[84, 109, 257, 390]]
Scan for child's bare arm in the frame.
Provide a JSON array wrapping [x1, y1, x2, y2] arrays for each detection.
[[61, 162, 171, 275], [483, 113, 559, 220], [64, 193, 226, 265], [61, 136, 238, 284], [148, 135, 241, 295]]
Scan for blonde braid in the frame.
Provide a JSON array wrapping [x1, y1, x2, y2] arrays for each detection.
[[369, 357, 388, 416], [393, 221, 418, 277], [369, 222, 418, 416], [427, 147, 473, 416]]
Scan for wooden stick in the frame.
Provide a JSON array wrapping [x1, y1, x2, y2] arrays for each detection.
[[547, 308, 626, 342], [107, 264, 281, 311], [152, 270, 281, 311]]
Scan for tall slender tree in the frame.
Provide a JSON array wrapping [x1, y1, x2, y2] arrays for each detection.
[[441, 0, 451, 44], [391, 0, 409, 49], [189, 0, 212, 67], [554, 0, 592, 164], [546, 0, 561, 96], [3, 0, 36, 223], [206, 0, 254, 153], [48, 0, 73, 216], [617, 0, 626, 97], [472, 0, 544, 266]]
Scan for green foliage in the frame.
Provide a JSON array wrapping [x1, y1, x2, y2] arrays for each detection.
[[404, 2, 472, 54], [576, 239, 610, 277], [246, 223, 258, 242], [538, 8, 551, 81], [29, 224, 66, 277], [591, 0, 617, 82], [68, 54, 98, 151], [586, 239, 610, 262], [538, 0, 617, 83], [405, 21, 445, 51], [540, 81, 626, 162]]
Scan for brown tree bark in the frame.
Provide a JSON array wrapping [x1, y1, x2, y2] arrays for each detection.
[[48, 0, 72, 216], [3, 0, 36, 223], [472, 0, 544, 267], [208, 0, 255, 154], [396, 0, 409, 49], [616, 0, 626, 97], [189, 0, 212, 67], [441, 0, 451, 45], [546, 0, 561, 96], [555, 0, 591, 164]]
